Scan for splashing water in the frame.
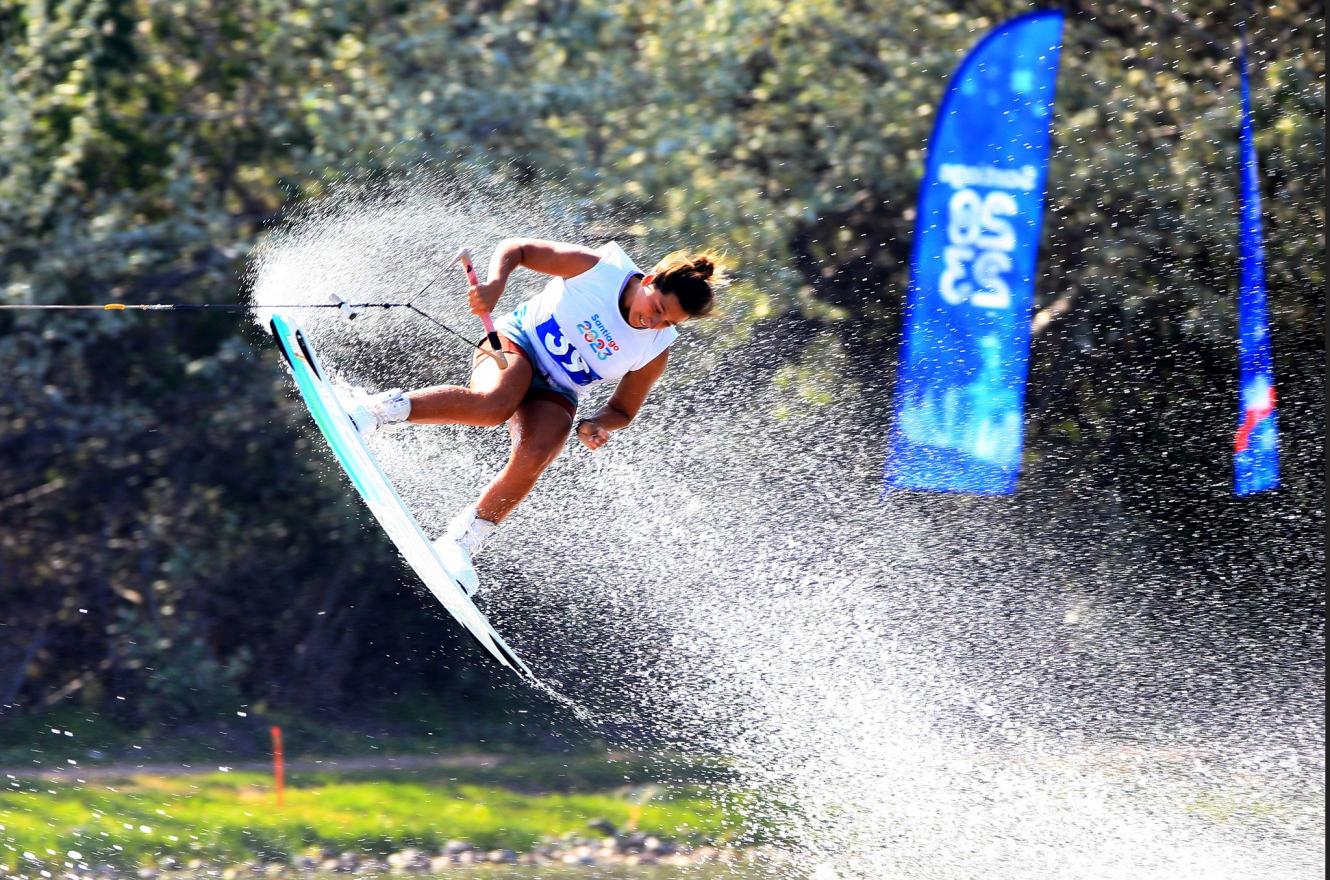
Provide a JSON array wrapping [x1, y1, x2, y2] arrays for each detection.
[[249, 169, 1324, 880]]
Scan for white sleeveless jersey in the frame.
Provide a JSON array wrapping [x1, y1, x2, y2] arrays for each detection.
[[516, 242, 678, 397]]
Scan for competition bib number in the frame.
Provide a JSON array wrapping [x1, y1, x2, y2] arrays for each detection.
[[536, 316, 602, 387]]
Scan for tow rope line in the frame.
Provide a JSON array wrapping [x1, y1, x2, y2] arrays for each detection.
[[0, 300, 498, 365]]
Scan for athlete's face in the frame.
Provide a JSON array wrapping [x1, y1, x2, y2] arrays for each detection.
[[628, 276, 690, 331]]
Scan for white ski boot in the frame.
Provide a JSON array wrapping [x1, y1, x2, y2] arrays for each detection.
[[335, 385, 410, 439], [432, 506, 497, 598]]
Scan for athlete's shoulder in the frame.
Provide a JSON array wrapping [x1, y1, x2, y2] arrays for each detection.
[[636, 327, 677, 370], [595, 241, 644, 275]]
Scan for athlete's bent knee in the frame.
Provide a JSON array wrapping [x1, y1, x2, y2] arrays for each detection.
[[471, 395, 522, 428]]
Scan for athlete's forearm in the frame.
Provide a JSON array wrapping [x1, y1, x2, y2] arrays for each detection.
[[585, 404, 633, 432], [486, 240, 526, 286]]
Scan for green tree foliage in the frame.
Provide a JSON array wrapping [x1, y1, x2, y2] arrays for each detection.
[[1, 0, 1323, 720]]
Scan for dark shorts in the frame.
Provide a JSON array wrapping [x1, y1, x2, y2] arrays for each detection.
[[485, 306, 579, 419]]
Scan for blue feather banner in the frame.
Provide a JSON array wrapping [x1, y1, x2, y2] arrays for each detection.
[[884, 12, 1065, 494], [1233, 32, 1280, 495]]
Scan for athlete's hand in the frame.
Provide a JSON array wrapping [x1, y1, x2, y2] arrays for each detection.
[[576, 419, 611, 451], [467, 279, 505, 315]]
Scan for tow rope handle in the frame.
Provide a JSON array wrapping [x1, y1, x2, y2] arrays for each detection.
[[449, 247, 508, 370]]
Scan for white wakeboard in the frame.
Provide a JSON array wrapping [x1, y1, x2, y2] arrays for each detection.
[[268, 312, 534, 682]]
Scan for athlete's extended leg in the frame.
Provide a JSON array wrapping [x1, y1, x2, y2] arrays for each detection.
[[405, 338, 533, 428], [433, 397, 573, 593], [475, 397, 575, 524]]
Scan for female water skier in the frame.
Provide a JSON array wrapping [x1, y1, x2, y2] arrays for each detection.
[[340, 238, 725, 593]]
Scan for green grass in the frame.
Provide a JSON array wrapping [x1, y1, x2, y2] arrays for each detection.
[[0, 760, 745, 872]]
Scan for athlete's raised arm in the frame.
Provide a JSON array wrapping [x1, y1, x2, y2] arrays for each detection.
[[467, 239, 601, 315]]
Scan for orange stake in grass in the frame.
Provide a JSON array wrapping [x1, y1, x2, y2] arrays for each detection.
[[271, 725, 285, 807]]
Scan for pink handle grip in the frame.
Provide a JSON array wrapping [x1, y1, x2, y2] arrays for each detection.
[[455, 252, 507, 369]]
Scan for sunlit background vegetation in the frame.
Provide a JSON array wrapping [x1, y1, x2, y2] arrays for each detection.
[[1, 0, 1322, 776]]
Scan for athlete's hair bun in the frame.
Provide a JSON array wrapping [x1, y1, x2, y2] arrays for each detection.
[[651, 250, 728, 318], [689, 256, 715, 281]]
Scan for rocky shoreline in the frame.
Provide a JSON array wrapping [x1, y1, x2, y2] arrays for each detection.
[[3, 829, 783, 879]]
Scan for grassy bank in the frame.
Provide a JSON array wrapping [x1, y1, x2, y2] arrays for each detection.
[[0, 756, 746, 872]]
